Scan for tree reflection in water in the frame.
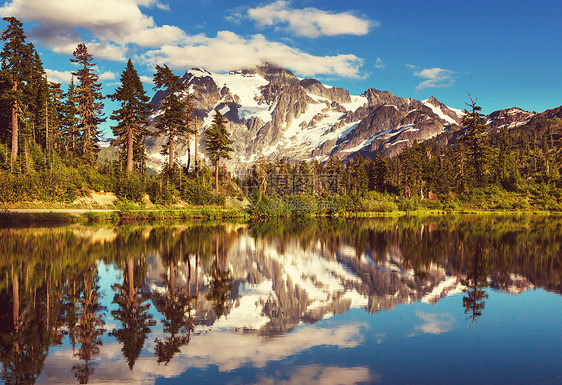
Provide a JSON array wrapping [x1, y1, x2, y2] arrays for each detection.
[[110, 258, 155, 370], [72, 267, 105, 384], [0, 217, 559, 383], [152, 229, 195, 365], [461, 239, 489, 327], [206, 236, 233, 320]]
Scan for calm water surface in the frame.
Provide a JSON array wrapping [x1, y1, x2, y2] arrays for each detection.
[[0, 216, 561, 384]]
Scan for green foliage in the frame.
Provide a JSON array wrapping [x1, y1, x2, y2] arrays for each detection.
[[152, 64, 191, 168], [146, 179, 175, 206], [359, 192, 398, 212], [397, 196, 423, 212], [109, 59, 151, 174], [70, 43, 105, 165], [182, 177, 222, 205], [460, 95, 491, 186], [204, 110, 234, 193], [116, 174, 146, 202], [0, 19, 561, 215]]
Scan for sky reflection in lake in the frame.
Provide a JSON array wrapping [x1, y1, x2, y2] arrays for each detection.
[[0, 216, 561, 384]]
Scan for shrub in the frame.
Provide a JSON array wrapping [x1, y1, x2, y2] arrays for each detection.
[[116, 174, 145, 202], [359, 192, 398, 212]]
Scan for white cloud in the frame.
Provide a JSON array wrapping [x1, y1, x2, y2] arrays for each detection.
[[246, 1, 376, 38], [40, 323, 366, 383], [142, 31, 364, 78], [413, 67, 455, 91], [415, 311, 455, 334], [139, 75, 154, 84], [155, 2, 170, 11], [0, 0, 185, 59], [99, 71, 117, 81], [0, 0, 367, 79], [251, 365, 377, 385], [45, 68, 116, 84], [45, 69, 73, 84], [375, 57, 385, 69]]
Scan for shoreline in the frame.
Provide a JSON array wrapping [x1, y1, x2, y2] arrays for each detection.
[[1, 206, 560, 226]]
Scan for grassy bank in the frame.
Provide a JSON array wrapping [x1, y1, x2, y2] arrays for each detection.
[[1, 199, 560, 226], [0, 205, 249, 226]]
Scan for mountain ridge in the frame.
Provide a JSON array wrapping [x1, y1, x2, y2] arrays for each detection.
[[144, 63, 561, 171]]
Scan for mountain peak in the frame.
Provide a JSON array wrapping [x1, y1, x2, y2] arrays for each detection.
[[241, 62, 300, 86], [146, 64, 470, 171], [425, 96, 441, 106]]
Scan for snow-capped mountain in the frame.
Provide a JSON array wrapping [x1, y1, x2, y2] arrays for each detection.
[[145, 63, 562, 171], [486, 107, 536, 132], [145, 63, 464, 171]]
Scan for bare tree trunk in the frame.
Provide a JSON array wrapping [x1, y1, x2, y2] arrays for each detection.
[[45, 100, 49, 152], [186, 255, 192, 296], [169, 261, 176, 297], [46, 268, 50, 330], [215, 153, 220, 193], [168, 137, 174, 169], [127, 259, 135, 303], [186, 132, 191, 172], [11, 82, 18, 171], [12, 265, 19, 332], [194, 116, 198, 172], [195, 253, 199, 309], [126, 127, 134, 174], [83, 122, 91, 163], [215, 237, 220, 273], [72, 128, 76, 154]]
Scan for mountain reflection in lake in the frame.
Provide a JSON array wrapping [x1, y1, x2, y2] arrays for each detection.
[[0, 216, 561, 384]]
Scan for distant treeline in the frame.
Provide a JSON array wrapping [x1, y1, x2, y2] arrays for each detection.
[[242, 101, 562, 214]]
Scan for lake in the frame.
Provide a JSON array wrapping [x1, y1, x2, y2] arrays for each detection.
[[0, 216, 561, 384]]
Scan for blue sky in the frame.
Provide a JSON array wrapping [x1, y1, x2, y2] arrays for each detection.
[[1, 0, 560, 137]]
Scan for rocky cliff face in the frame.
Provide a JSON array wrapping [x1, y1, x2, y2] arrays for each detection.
[[486, 107, 536, 132], [145, 64, 464, 171], [146, 63, 561, 172]]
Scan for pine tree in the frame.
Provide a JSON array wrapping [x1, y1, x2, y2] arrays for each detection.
[[0, 17, 33, 170], [70, 43, 104, 166], [61, 78, 79, 156], [204, 110, 233, 193], [349, 155, 368, 196], [28, 47, 49, 150], [325, 156, 342, 194], [460, 94, 489, 187], [109, 59, 151, 174], [182, 93, 195, 172], [372, 154, 388, 192], [153, 64, 190, 170], [46, 81, 64, 156]]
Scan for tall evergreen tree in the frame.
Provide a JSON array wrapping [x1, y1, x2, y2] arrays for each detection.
[[70, 43, 104, 166], [153, 64, 190, 170], [28, 47, 49, 149], [204, 110, 233, 193], [61, 78, 79, 156], [325, 156, 343, 194], [0, 17, 32, 170], [109, 59, 151, 174], [372, 154, 388, 192], [47, 81, 64, 154], [460, 94, 489, 187]]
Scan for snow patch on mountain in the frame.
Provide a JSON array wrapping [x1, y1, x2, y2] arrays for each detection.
[[422, 99, 459, 125]]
